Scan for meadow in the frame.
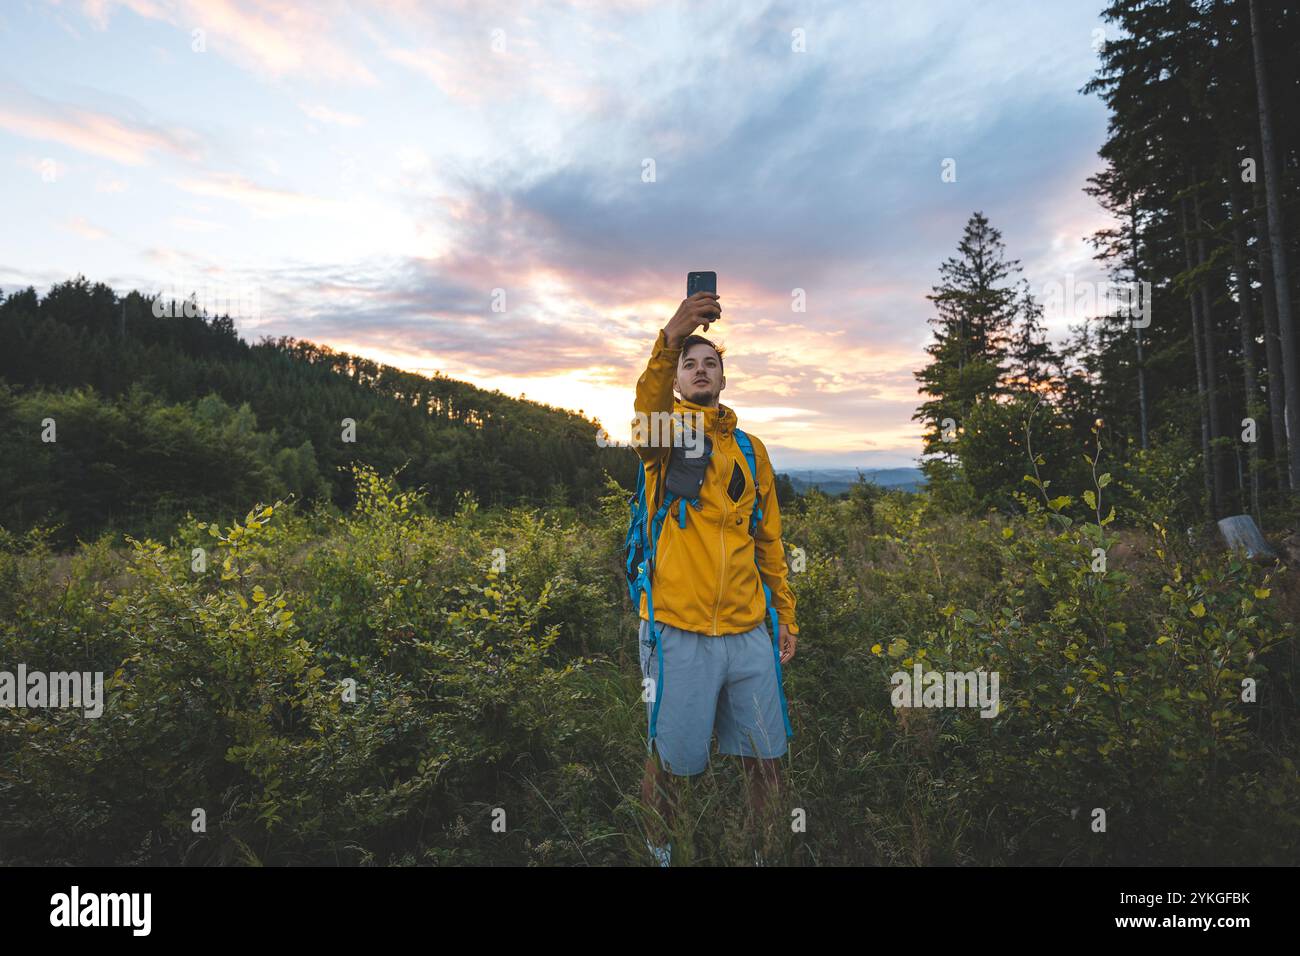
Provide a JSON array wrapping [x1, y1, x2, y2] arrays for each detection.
[[2, 461, 1295, 866]]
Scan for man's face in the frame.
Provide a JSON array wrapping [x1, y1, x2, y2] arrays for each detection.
[[675, 342, 725, 406]]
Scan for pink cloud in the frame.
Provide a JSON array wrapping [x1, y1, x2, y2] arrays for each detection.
[[63, 216, 110, 240], [0, 85, 203, 166], [69, 0, 378, 84], [170, 171, 341, 217]]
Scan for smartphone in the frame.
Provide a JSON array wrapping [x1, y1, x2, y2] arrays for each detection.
[[687, 271, 717, 297]]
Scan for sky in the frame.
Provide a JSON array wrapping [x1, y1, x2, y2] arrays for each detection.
[[0, 0, 1118, 471]]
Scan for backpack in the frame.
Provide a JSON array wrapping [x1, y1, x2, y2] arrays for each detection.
[[623, 426, 794, 745]]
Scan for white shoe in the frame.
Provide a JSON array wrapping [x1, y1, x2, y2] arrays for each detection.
[[646, 839, 672, 867]]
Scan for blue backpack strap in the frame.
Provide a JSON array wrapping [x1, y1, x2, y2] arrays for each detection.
[[734, 429, 793, 740], [735, 429, 761, 536], [644, 488, 674, 741], [625, 455, 676, 744], [623, 463, 648, 602]]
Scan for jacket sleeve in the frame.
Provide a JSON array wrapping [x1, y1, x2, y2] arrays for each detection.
[[632, 328, 680, 466], [752, 437, 799, 636]]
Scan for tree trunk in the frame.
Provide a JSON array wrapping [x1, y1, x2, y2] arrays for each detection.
[[1227, 168, 1261, 520], [1249, 0, 1300, 490], [1191, 171, 1226, 517], [1181, 197, 1214, 515], [1252, 178, 1289, 489], [1129, 197, 1149, 451]]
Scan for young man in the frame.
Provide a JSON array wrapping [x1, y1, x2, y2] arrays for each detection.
[[632, 290, 799, 866]]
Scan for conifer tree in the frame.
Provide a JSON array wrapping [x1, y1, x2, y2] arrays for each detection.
[[914, 211, 1023, 467]]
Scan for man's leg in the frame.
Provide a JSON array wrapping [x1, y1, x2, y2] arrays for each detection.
[[740, 755, 782, 819], [641, 751, 677, 844], [637, 620, 722, 858], [716, 624, 790, 859]]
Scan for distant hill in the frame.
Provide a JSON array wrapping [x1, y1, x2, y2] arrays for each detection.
[[785, 467, 926, 496], [0, 275, 632, 543]]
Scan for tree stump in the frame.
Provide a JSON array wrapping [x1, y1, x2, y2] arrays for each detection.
[[1216, 514, 1274, 559]]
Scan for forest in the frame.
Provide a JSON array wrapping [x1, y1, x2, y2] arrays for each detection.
[[0, 276, 637, 546], [916, 0, 1300, 534]]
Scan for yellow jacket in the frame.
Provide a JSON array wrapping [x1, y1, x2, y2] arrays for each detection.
[[633, 329, 800, 637]]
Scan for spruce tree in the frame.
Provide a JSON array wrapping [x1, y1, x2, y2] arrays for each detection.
[[914, 211, 1023, 467]]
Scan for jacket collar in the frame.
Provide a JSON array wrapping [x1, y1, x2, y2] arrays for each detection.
[[672, 396, 738, 441]]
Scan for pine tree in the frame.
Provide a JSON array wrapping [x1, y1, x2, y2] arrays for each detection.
[[914, 211, 1023, 462]]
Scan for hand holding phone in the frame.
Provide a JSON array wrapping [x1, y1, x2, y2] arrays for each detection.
[[664, 289, 721, 347]]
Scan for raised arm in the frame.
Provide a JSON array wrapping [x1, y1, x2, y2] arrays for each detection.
[[631, 291, 721, 464]]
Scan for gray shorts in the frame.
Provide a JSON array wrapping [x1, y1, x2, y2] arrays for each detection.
[[638, 617, 789, 776]]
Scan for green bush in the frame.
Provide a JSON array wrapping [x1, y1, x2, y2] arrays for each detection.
[[2, 452, 1297, 865]]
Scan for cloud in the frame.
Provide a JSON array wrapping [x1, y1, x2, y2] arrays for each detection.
[[63, 216, 110, 240], [12, 0, 1114, 467], [170, 171, 342, 218], [77, 0, 172, 31], [70, 0, 378, 83], [299, 102, 364, 127], [0, 81, 204, 165]]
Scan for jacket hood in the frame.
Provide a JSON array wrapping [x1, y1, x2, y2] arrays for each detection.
[[672, 396, 739, 440]]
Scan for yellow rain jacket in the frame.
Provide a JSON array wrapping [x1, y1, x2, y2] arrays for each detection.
[[633, 328, 800, 638]]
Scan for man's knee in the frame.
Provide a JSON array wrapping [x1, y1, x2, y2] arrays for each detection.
[[643, 755, 701, 793]]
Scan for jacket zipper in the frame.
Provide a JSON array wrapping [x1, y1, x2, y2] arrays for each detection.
[[711, 443, 728, 635]]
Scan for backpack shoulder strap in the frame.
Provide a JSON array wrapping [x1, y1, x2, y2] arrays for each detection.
[[734, 429, 761, 535]]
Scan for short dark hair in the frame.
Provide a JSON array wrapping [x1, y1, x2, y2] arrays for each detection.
[[678, 334, 725, 374]]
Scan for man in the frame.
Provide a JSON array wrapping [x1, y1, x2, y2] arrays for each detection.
[[632, 290, 799, 866]]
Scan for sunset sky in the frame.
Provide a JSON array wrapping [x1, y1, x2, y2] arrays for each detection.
[[1, 0, 1116, 470]]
